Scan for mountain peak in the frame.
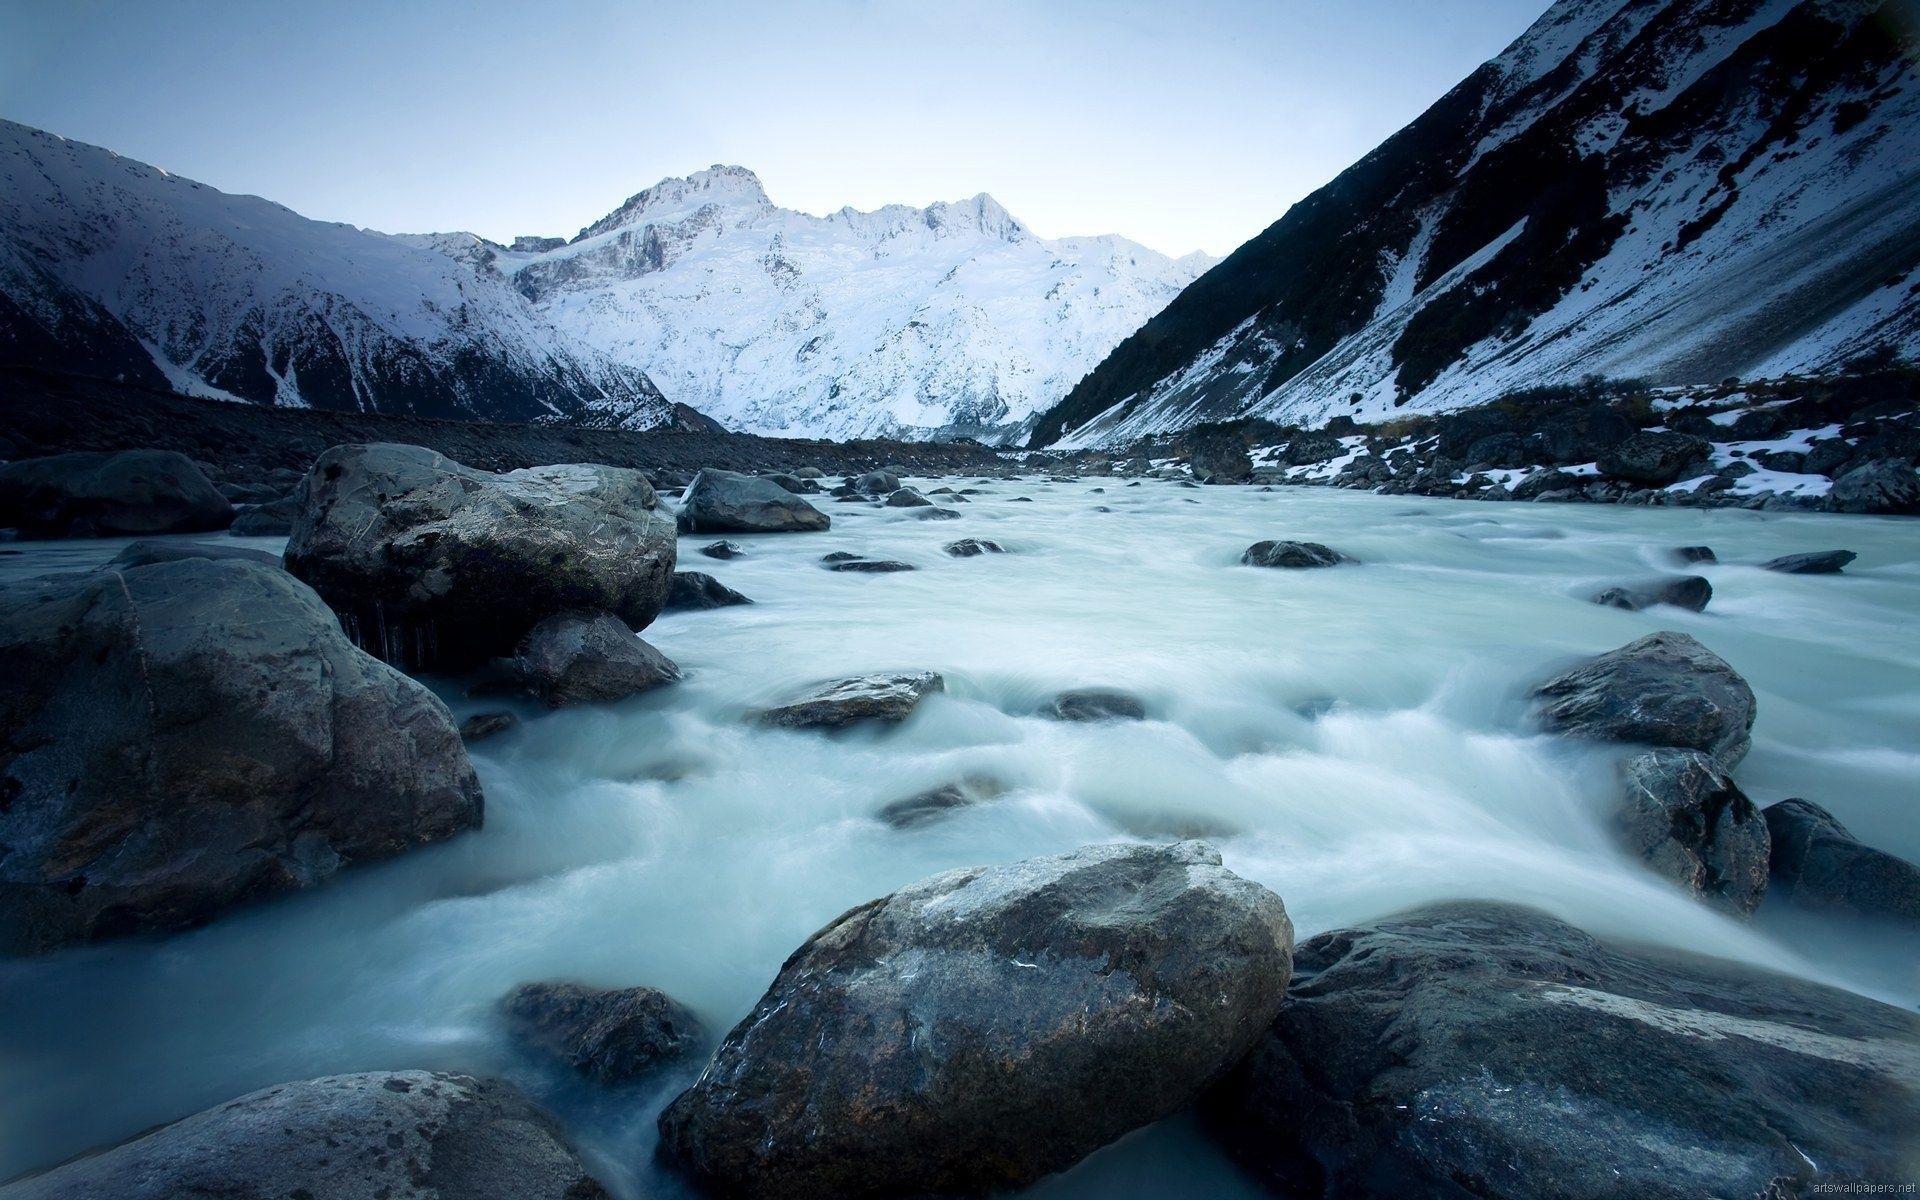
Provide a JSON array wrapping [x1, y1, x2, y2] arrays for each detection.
[[922, 192, 1026, 242], [576, 164, 771, 241]]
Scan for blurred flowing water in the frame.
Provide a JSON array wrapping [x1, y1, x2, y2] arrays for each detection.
[[3, 478, 1917, 1197]]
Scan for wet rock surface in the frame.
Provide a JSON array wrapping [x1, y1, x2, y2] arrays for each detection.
[[665, 570, 753, 611], [1619, 749, 1770, 913], [511, 610, 681, 707], [1534, 631, 1756, 767], [1761, 549, 1857, 574], [755, 671, 945, 729], [679, 469, 831, 534], [1242, 540, 1354, 569], [504, 981, 704, 1084], [1044, 687, 1148, 722], [1591, 575, 1711, 612], [1764, 798, 1920, 925]]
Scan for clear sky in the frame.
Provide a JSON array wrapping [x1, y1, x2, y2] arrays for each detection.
[[0, 0, 1548, 258]]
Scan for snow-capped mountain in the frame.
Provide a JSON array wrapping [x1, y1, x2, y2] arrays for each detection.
[[1032, 0, 1920, 447], [0, 119, 671, 427], [411, 167, 1213, 442]]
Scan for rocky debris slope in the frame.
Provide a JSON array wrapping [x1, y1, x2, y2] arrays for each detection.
[[0, 558, 480, 955]]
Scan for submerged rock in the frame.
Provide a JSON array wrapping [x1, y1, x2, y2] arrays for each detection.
[[1619, 749, 1769, 913], [657, 841, 1293, 1200], [1204, 901, 1920, 1200], [1764, 798, 1920, 925], [666, 570, 753, 611], [700, 538, 747, 559], [1242, 540, 1355, 569], [1830, 458, 1920, 515], [1671, 544, 1717, 564], [0, 1071, 606, 1200], [1761, 549, 1857, 574], [460, 710, 519, 742], [911, 506, 961, 520], [1591, 575, 1712, 612], [284, 443, 676, 670], [876, 776, 1007, 828], [824, 557, 916, 573], [755, 671, 944, 729], [0, 449, 232, 538], [944, 537, 1004, 556], [0, 559, 481, 955], [679, 468, 831, 534], [512, 610, 680, 707], [504, 981, 704, 1084], [1534, 631, 1756, 767], [1044, 687, 1147, 722]]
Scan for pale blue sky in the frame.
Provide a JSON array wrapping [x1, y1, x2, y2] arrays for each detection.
[[0, 0, 1548, 257]]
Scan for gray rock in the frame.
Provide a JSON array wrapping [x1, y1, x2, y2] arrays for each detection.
[[0, 1071, 606, 1200], [512, 610, 680, 707], [1598, 430, 1712, 485], [284, 444, 675, 670], [762, 473, 818, 495], [1205, 901, 1920, 1200], [1830, 459, 1920, 514], [0, 559, 481, 955], [658, 842, 1293, 1200], [1190, 436, 1254, 484], [1534, 631, 1756, 767], [910, 506, 961, 520], [1803, 437, 1856, 478], [700, 539, 746, 559], [824, 558, 916, 573], [944, 538, 1004, 556], [227, 487, 302, 536], [1591, 575, 1712, 612], [106, 539, 281, 570], [1764, 798, 1920, 925], [1620, 749, 1770, 913], [1761, 549, 1857, 574], [504, 981, 704, 1084], [853, 469, 900, 495], [1671, 544, 1717, 564], [884, 487, 932, 507], [460, 710, 519, 742], [0, 449, 232, 538], [1513, 467, 1581, 501], [1242, 540, 1354, 569], [679, 468, 831, 534], [755, 671, 944, 729], [875, 776, 1008, 829], [665, 571, 753, 611], [1045, 688, 1147, 722]]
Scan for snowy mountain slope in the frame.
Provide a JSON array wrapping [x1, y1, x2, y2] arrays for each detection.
[[412, 167, 1213, 442], [1032, 0, 1920, 448], [0, 119, 671, 426]]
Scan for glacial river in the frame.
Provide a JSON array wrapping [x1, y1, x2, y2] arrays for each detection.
[[3, 477, 1917, 1197]]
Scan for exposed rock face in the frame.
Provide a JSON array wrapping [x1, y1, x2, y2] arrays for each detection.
[[0, 1071, 607, 1200], [1591, 575, 1711, 612], [1534, 631, 1756, 767], [1761, 549, 1857, 574], [1598, 431, 1711, 485], [1205, 901, 1920, 1200], [1764, 798, 1920, 925], [1619, 749, 1770, 913], [504, 981, 704, 1084], [0, 449, 231, 537], [0, 558, 481, 954], [1830, 458, 1920, 514], [283, 443, 676, 670], [511, 610, 680, 706], [665, 571, 753, 611], [755, 672, 944, 729], [680, 468, 831, 533], [1242, 540, 1354, 569], [658, 842, 1294, 1200], [1044, 688, 1148, 722], [944, 538, 1004, 556]]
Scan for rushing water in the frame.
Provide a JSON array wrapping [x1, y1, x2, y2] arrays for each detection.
[[3, 477, 1918, 1196]]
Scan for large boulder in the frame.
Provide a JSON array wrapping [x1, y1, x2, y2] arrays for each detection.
[[1243, 540, 1354, 569], [1598, 430, 1711, 485], [0, 449, 231, 537], [1619, 749, 1770, 913], [680, 468, 831, 534], [852, 469, 900, 495], [510, 610, 680, 707], [755, 671, 944, 729], [0, 1071, 606, 1200], [658, 842, 1294, 1199], [504, 981, 704, 1084], [1534, 631, 1756, 767], [1830, 458, 1920, 515], [1764, 798, 1920, 924], [284, 444, 676, 671], [0, 559, 482, 954], [1205, 901, 1920, 1200]]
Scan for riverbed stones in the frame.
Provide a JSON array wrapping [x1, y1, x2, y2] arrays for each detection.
[[679, 468, 831, 534], [884, 487, 932, 507], [1761, 549, 1857, 574], [0, 1071, 607, 1200], [1830, 458, 1920, 515], [755, 671, 944, 729], [701, 539, 747, 559], [1763, 798, 1920, 925], [1045, 687, 1147, 722], [0, 449, 232, 537], [665, 570, 753, 611], [944, 537, 1004, 556], [853, 469, 900, 495], [511, 610, 680, 707], [1591, 575, 1712, 612], [284, 443, 676, 670], [1619, 749, 1770, 913], [504, 981, 704, 1084], [0, 558, 481, 955], [1534, 631, 1756, 767], [1242, 540, 1354, 569], [657, 841, 1294, 1200], [1203, 901, 1920, 1200]]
